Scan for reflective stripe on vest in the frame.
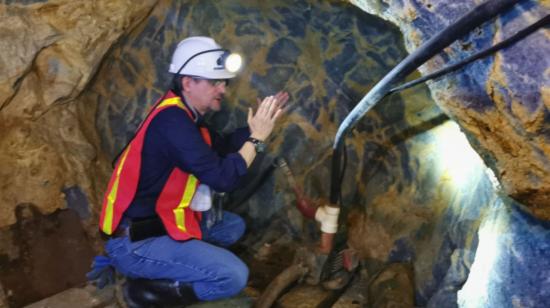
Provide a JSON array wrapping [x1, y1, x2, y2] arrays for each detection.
[[175, 174, 197, 231], [101, 146, 131, 234], [99, 91, 211, 240]]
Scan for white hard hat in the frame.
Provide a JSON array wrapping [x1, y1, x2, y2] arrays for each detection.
[[168, 36, 242, 79]]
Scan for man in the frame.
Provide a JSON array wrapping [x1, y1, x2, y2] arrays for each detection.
[[95, 36, 288, 307]]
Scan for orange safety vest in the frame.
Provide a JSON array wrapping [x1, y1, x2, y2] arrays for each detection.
[[99, 91, 211, 241]]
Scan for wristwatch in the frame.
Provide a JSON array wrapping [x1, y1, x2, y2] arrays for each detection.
[[247, 137, 267, 153]]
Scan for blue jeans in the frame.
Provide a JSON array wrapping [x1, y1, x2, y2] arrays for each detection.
[[105, 211, 247, 301]]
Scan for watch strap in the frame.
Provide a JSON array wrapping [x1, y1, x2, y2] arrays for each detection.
[[247, 137, 262, 144], [247, 137, 266, 153]]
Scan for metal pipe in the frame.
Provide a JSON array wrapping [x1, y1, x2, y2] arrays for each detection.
[[277, 157, 318, 219], [319, 232, 336, 254]]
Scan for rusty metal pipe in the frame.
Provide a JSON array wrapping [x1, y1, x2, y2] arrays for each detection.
[[319, 232, 335, 255], [277, 157, 318, 219]]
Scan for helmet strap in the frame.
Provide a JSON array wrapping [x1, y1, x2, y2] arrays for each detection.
[[174, 48, 227, 76]]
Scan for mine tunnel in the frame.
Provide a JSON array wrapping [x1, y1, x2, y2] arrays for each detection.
[[0, 0, 549, 307]]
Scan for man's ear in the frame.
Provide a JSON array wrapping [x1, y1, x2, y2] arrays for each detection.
[[181, 76, 193, 92]]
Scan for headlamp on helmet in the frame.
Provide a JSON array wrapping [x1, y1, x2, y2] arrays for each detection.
[[217, 51, 242, 73], [169, 36, 243, 79]]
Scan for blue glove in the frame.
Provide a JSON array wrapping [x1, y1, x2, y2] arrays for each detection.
[[86, 255, 115, 289]]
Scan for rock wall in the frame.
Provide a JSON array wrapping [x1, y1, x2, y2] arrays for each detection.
[[345, 0, 550, 306], [0, 0, 156, 305], [84, 0, 411, 231], [0, 0, 157, 227], [349, 0, 550, 219], [345, 112, 550, 306]]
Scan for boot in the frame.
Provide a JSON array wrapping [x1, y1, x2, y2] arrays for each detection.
[[123, 278, 198, 308]]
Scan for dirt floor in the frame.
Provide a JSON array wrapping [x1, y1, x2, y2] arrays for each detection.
[[232, 237, 298, 301], [0, 207, 375, 308]]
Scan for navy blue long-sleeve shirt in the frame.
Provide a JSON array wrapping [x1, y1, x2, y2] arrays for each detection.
[[125, 105, 250, 218]]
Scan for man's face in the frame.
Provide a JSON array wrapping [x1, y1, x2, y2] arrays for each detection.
[[183, 77, 228, 115]]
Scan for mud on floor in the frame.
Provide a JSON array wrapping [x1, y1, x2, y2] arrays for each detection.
[[236, 240, 298, 296]]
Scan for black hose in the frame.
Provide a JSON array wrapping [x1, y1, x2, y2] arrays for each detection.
[[334, 0, 522, 147], [389, 14, 550, 94], [225, 155, 278, 209], [330, 142, 344, 204], [329, 0, 523, 205]]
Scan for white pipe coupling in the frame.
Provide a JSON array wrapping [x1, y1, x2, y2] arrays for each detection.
[[314, 205, 340, 234]]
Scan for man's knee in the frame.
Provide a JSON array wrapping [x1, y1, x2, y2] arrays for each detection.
[[217, 212, 246, 246], [217, 258, 249, 298], [227, 215, 246, 243], [207, 258, 248, 300]]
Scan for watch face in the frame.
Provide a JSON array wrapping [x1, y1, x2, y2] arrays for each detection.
[[247, 137, 266, 153], [255, 142, 267, 153]]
